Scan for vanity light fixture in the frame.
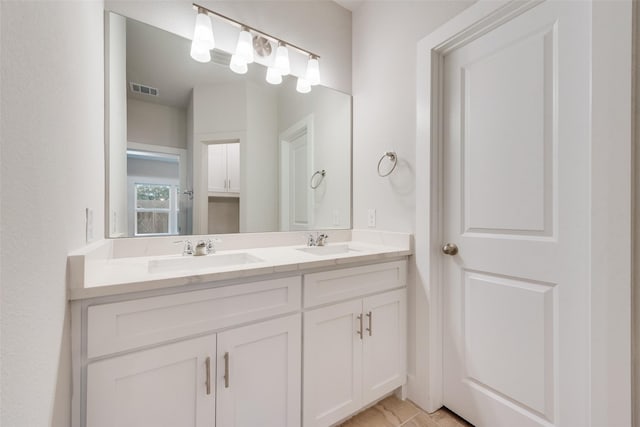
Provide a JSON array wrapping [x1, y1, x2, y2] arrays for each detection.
[[235, 27, 254, 64], [305, 55, 321, 86], [229, 54, 248, 74], [190, 7, 215, 63], [266, 66, 283, 85], [191, 3, 321, 92], [296, 77, 311, 94], [274, 42, 290, 76]]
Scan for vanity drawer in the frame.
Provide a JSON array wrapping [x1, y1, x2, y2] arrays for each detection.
[[87, 276, 301, 358], [303, 260, 407, 308]]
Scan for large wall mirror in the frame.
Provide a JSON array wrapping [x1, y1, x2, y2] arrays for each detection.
[[106, 12, 352, 238]]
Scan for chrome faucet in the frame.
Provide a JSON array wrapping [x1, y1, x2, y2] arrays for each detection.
[[307, 232, 329, 247], [180, 237, 220, 256]]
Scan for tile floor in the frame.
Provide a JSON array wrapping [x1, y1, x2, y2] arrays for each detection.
[[339, 395, 473, 427]]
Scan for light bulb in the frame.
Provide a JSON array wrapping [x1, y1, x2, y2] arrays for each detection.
[[274, 43, 290, 76], [190, 41, 211, 63], [229, 54, 248, 74], [266, 66, 283, 85], [305, 56, 320, 86], [296, 77, 311, 94], [235, 28, 254, 64], [192, 10, 214, 50]]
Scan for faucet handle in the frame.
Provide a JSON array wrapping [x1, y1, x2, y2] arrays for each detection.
[[317, 233, 329, 246], [206, 237, 221, 254], [182, 240, 194, 256], [307, 233, 316, 247]]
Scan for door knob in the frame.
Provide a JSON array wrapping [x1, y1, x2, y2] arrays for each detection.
[[442, 243, 458, 256]]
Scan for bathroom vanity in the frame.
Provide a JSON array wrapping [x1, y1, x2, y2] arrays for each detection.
[[69, 231, 411, 427]]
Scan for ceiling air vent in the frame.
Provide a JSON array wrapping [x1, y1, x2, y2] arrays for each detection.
[[130, 82, 159, 97]]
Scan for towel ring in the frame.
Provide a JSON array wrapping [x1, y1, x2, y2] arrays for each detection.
[[310, 170, 326, 189], [377, 152, 397, 177]]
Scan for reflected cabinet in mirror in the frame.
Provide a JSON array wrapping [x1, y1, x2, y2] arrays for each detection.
[[106, 12, 352, 238]]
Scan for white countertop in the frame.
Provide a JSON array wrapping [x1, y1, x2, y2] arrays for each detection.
[[68, 230, 413, 300]]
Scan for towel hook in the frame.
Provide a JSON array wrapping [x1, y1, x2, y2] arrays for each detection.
[[377, 152, 397, 177], [310, 170, 326, 189]]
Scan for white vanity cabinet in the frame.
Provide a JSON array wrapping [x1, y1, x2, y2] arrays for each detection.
[[86, 335, 217, 427], [86, 315, 300, 427], [302, 261, 407, 427], [208, 142, 240, 195], [216, 315, 301, 427], [73, 258, 409, 427], [76, 276, 302, 427]]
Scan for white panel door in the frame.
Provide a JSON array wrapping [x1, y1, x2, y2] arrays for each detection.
[[303, 299, 363, 427], [208, 143, 227, 192], [362, 289, 407, 406], [216, 314, 301, 427], [442, 2, 590, 426], [226, 142, 240, 193], [86, 335, 216, 427], [289, 131, 312, 230]]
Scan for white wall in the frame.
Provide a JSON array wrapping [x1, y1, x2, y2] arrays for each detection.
[[351, 0, 473, 410], [278, 79, 351, 230], [106, 0, 352, 94], [352, 1, 472, 232], [127, 98, 187, 149], [244, 81, 279, 232], [0, 2, 105, 426]]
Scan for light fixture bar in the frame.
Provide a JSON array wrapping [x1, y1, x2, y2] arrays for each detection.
[[192, 3, 321, 59]]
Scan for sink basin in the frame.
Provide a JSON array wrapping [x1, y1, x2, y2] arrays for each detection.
[[296, 244, 361, 256], [148, 252, 264, 274]]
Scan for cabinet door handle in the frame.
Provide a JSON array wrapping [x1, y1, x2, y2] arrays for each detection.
[[205, 356, 212, 395], [224, 352, 230, 388], [228, 179, 231, 190], [366, 311, 373, 336], [357, 314, 363, 340]]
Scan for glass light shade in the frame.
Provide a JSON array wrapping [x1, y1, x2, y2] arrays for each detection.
[[266, 66, 283, 85], [274, 44, 290, 76], [229, 54, 248, 74], [305, 56, 320, 86], [296, 77, 311, 94], [193, 12, 215, 50], [235, 29, 254, 64], [190, 41, 211, 63]]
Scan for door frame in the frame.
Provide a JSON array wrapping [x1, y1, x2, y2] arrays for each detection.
[[414, 1, 633, 425]]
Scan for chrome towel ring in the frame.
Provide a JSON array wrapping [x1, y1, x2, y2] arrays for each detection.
[[377, 152, 397, 177], [310, 170, 326, 189]]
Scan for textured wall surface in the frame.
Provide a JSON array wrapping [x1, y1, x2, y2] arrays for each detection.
[[0, 1, 105, 425]]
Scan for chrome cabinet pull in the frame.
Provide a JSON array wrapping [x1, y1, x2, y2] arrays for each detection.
[[224, 352, 230, 388], [366, 311, 372, 336], [357, 314, 363, 340], [205, 356, 212, 395]]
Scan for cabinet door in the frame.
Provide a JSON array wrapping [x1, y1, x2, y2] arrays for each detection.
[[87, 335, 216, 427], [208, 144, 228, 192], [362, 289, 407, 406], [226, 142, 240, 193], [216, 314, 301, 427], [303, 300, 363, 427]]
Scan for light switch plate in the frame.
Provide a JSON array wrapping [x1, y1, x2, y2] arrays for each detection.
[[367, 209, 376, 228]]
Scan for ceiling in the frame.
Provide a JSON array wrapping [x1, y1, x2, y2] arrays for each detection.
[[333, 0, 364, 12]]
